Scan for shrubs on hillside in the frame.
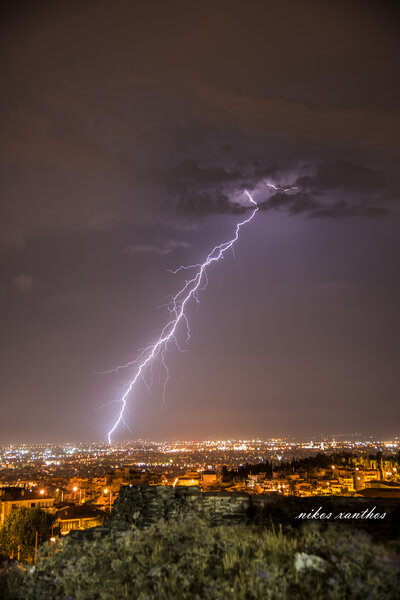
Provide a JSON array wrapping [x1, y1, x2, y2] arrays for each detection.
[[1, 517, 399, 599]]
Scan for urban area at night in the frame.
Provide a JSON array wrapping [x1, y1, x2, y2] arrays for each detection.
[[1, 436, 399, 535], [1, 0, 400, 597]]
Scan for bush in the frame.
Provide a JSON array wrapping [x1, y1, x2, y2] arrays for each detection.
[[0, 517, 399, 599]]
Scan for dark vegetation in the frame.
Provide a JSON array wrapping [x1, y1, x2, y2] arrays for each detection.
[[1, 517, 399, 599], [0, 508, 56, 562], [0, 487, 399, 599]]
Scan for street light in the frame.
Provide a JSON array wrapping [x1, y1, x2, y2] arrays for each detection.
[[104, 489, 112, 512]]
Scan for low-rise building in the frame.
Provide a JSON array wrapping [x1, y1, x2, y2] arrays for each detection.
[[201, 471, 219, 486], [358, 481, 400, 498], [56, 505, 106, 535], [339, 476, 355, 493], [0, 488, 55, 526], [176, 471, 200, 486]]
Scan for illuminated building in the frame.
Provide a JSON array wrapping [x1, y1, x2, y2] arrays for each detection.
[[56, 505, 106, 535], [0, 488, 55, 526]]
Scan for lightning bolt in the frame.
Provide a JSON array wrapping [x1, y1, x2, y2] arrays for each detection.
[[107, 191, 258, 443], [265, 181, 298, 192]]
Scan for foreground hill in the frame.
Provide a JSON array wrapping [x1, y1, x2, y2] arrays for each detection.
[[1, 486, 400, 599], [1, 517, 400, 599]]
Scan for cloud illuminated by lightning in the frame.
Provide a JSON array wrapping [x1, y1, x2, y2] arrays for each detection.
[[265, 181, 298, 192], [107, 191, 258, 443]]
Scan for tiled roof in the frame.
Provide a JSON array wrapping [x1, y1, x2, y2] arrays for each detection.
[[56, 505, 106, 520], [0, 491, 55, 502]]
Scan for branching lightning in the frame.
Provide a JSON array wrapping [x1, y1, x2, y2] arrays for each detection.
[[107, 191, 258, 443], [265, 181, 298, 192]]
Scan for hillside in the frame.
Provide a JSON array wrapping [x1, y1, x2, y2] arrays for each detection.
[[1, 487, 400, 599]]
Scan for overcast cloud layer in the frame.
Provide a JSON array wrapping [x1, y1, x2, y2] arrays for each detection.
[[1, 0, 399, 442]]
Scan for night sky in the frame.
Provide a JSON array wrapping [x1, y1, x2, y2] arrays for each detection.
[[1, 1, 399, 443]]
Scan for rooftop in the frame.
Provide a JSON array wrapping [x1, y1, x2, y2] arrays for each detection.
[[56, 504, 106, 520]]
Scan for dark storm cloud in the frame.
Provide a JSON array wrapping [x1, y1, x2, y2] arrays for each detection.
[[175, 192, 246, 216], [256, 158, 395, 219], [310, 202, 389, 219], [163, 157, 393, 220], [158, 155, 394, 221], [1, 1, 398, 243], [259, 192, 319, 215], [260, 189, 390, 219], [163, 160, 245, 215], [161, 159, 270, 216], [1, 0, 399, 442], [1, 1, 398, 239], [195, 82, 400, 156], [314, 161, 385, 193]]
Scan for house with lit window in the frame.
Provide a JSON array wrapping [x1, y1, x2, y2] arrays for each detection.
[[0, 487, 56, 526], [175, 471, 200, 486], [56, 504, 106, 535]]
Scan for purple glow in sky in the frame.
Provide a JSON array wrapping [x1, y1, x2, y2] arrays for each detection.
[[107, 192, 258, 442], [1, 0, 399, 443]]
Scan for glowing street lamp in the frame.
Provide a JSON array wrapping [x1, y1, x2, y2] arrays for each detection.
[[72, 486, 82, 502], [104, 488, 112, 512]]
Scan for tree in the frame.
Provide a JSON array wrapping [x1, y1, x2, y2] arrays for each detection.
[[0, 508, 56, 562]]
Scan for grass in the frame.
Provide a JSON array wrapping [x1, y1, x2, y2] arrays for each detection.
[[1, 517, 399, 599]]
